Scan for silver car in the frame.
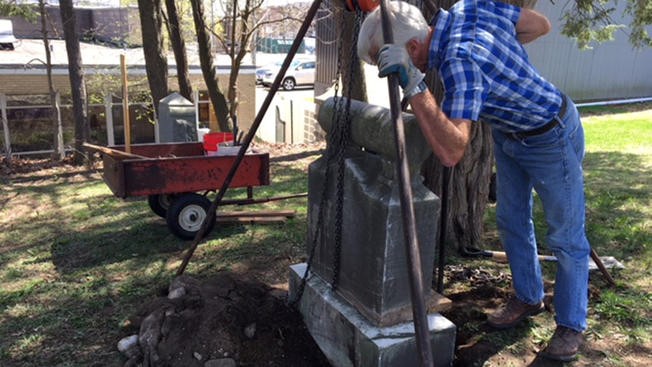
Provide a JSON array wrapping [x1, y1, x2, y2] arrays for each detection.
[[261, 58, 316, 91]]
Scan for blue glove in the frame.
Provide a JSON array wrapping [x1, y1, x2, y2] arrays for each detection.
[[377, 44, 425, 95]]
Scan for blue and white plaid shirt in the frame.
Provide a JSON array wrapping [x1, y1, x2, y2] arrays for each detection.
[[429, 0, 563, 132]]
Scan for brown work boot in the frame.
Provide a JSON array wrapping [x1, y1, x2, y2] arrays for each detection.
[[539, 326, 583, 361], [487, 296, 544, 329]]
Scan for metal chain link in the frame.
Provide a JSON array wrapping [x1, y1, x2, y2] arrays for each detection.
[[288, 3, 350, 306], [331, 7, 362, 289]]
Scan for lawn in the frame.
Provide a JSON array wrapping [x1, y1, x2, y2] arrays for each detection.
[[0, 103, 651, 366]]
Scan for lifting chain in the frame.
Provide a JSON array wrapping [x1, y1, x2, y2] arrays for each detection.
[[331, 7, 363, 289], [289, 5, 364, 306]]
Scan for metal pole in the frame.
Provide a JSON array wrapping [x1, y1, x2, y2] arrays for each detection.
[[55, 91, 64, 160], [1, 93, 11, 162], [104, 91, 115, 146], [590, 248, 616, 286], [177, 0, 324, 275], [120, 54, 131, 153], [436, 166, 451, 293], [379, 1, 434, 366]]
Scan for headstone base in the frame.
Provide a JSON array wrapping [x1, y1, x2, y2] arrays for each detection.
[[289, 263, 456, 367]]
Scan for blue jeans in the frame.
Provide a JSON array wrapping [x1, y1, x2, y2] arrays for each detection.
[[491, 97, 590, 332]]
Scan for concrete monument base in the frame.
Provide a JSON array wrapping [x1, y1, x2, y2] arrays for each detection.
[[289, 263, 456, 367]]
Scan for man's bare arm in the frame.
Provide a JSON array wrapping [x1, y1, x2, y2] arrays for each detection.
[[408, 92, 472, 167], [516, 8, 551, 44]]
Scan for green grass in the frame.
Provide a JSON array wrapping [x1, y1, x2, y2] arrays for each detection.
[[453, 104, 652, 364], [1, 105, 651, 366], [543, 106, 651, 345], [511, 106, 652, 272], [0, 155, 314, 366]]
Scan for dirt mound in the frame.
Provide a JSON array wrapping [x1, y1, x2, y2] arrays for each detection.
[[120, 273, 330, 367]]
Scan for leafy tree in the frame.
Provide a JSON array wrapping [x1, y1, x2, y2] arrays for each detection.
[[562, 0, 652, 48], [0, 0, 36, 19]]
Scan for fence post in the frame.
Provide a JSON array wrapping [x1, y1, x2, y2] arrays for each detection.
[[1, 93, 11, 162], [193, 89, 200, 132], [104, 91, 114, 146], [55, 91, 65, 160]]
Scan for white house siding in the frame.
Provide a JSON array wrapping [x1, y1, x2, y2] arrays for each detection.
[[525, 0, 652, 102]]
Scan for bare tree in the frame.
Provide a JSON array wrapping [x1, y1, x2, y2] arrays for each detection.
[[163, 0, 193, 101], [209, 0, 306, 128], [137, 0, 169, 111], [189, 0, 231, 132], [59, 0, 88, 165], [37, 0, 64, 161]]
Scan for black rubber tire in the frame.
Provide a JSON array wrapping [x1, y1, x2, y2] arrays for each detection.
[[165, 193, 216, 240], [147, 194, 176, 218], [282, 78, 296, 91]]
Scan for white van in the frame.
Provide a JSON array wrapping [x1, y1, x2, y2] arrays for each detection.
[[0, 19, 18, 50]]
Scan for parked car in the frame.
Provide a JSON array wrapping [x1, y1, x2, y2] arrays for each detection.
[[0, 19, 18, 50], [261, 58, 316, 91], [255, 61, 282, 85]]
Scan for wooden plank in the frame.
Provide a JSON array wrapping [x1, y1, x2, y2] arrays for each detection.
[[120, 54, 131, 154], [83, 142, 148, 160], [216, 216, 288, 224], [427, 292, 453, 313], [216, 210, 296, 218]]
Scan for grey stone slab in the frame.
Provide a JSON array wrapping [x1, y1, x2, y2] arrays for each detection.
[[289, 263, 456, 367], [307, 98, 441, 325]]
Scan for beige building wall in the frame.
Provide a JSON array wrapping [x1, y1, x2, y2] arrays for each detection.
[[0, 68, 256, 133]]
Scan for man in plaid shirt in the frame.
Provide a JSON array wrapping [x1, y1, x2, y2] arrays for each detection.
[[358, 0, 589, 361]]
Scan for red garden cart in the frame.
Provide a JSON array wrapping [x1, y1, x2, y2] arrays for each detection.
[[86, 141, 280, 240]]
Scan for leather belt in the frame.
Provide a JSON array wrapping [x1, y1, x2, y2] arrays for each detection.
[[509, 94, 568, 140]]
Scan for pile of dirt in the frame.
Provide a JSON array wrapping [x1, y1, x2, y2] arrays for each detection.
[[120, 273, 330, 367]]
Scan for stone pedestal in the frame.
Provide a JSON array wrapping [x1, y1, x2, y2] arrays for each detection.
[[292, 97, 456, 366], [289, 264, 456, 367]]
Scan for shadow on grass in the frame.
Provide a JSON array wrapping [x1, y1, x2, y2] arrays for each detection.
[[583, 151, 651, 259], [42, 165, 308, 275], [1, 162, 310, 366]]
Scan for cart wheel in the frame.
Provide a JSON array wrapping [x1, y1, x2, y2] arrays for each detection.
[[166, 193, 215, 240], [148, 194, 177, 218]]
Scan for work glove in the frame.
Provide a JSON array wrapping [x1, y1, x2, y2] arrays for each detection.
[[377, 44, 425, 96]]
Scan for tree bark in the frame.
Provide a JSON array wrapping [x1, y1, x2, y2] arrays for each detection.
[[420, 0, 493, 254], [339, 8, 366, 101], [163, 0, 193, 101], [420, 0, 531, 254], [190, 0, 231, 132], [59, 0, 88, 165], [137, 0, 168, 111]]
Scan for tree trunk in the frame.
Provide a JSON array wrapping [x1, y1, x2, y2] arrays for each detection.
[[163, 0, 193, 101], [339, 8, 366, 101], [137, 0, 168, 112], [190, 0, 231, 132], [226, 0, 241, 126], [421, 0, 531, 254], [59, 0, 88, 165], [420, 0, 491, 254]]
